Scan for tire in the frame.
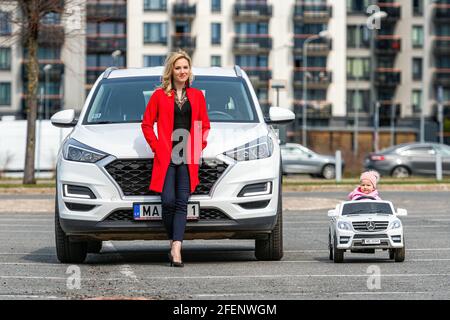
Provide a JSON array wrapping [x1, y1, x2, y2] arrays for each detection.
[[391, 166, 410, 178], [55, 189, 88, 264], [255, 169, 284, 261], [389, 249, 395, 260], [328, 231, 333, 260], [87, 241, 102, 254], [394, 247, 405, 262], [322, 164, 336, 180], [333, 235, 344, 263]]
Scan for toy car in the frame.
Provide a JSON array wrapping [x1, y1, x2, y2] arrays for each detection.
[[328, 196, 407, 263]]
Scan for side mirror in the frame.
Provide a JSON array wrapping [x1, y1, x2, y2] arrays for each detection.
[[328, 209, 338, 217], [51, 109, 77, 128], [396, 208, 408, 216], [265, 107, 295, 125]]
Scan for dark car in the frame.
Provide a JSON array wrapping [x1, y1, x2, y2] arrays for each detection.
[[364, 143, 450, 178], [280, 143, 344, 179]]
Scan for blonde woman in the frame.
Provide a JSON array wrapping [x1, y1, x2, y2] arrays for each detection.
[[141, 50, 210, 267]]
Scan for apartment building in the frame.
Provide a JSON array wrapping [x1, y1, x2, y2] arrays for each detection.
[[0, 0, 85, 120]]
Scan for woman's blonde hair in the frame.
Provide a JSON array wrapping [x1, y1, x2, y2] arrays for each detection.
[[161, 50, 194, 96]]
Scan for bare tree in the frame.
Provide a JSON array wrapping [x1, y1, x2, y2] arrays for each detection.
[[1, 0, 84, 184]]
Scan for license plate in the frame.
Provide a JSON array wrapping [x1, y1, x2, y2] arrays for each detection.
[[363, 239, 381, 245], [133, 202, 200, 221]]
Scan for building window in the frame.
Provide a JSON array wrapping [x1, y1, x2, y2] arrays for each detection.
[[347, 25, 370, 48], [211, 0, 221, 12], [347, 90, 370, 113], [144, 23, 168, 44], [0, 47, 11, 70], [0, 11, 11, 36], [211, 23, 221, 45], [412, 90, 422, 114], [347, 0, 371, 13], [412, 26, 424, 48], [235, 55, 268, 67], [412, 58, 423, 81], [41, 12, 61, 25], [413, 0, 423, 16], [347, 57, 370, 80], [211, 55, 221, 67], [236, 22, 268, 35], [144, 0, 167, 11], [0, 82, 11, 106], [144, 55, 166, 67]]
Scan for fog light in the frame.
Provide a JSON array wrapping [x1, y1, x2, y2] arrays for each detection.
[[340, 236, 350, 244], [63, 184, 96, 199], [238, 182, 272, 197], [391, 235, 402, 243]]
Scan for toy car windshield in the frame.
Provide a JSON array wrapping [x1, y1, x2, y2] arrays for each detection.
[[342, 202, 393, 215]]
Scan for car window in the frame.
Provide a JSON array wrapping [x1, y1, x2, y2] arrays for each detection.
[[400, 147, 435, 156], [342, 203, 393, 215], [434, 145, 450, 156], [83, 76, 259, 124]]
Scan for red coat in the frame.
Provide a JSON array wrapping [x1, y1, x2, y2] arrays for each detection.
[[141, 87, 211, 194]]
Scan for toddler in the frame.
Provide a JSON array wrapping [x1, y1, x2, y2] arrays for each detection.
[[348, 170, 381, 201]]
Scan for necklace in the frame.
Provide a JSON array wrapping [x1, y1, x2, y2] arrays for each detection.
[[175, 88, 187, 109]]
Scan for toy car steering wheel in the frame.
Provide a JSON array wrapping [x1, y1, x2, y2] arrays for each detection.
[[355, 195, 377, 200]]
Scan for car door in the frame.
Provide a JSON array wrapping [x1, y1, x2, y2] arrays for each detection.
[[433, 144, 450, 175], [280, 146, 310, 173], [401, 146, 436, 175]]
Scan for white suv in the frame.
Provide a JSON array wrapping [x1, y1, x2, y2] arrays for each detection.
[[51, 66, 294, 263], [328, 200, 407, 263]]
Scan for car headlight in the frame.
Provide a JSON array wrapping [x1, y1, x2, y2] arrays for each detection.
[[337, 221, 352, 231], [63, 138, 108, 163], [223, 135, 274, 161], [390, 219, 402, 229]]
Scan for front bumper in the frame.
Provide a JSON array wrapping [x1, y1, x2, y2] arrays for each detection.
[[336, 230, 405, 250], [57, 151, 281, 238]]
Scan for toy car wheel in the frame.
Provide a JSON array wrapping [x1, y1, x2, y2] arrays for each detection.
[[333, 235, 344, 263], [328, 232, 333, 260], [389, 249, 395, 260], [394, 247, 405, 262]]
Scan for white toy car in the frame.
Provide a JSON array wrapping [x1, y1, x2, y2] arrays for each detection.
[[328, 198, 407, 263]]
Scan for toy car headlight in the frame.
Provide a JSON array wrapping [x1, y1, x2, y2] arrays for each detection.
[[337, 221, 352, 231], [223, 135, 274, 161], [390, 219, 402, 229], [63, 138, 109, 163]]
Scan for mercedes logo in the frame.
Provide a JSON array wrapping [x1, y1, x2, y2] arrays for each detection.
[[366, 221, 376, 231]]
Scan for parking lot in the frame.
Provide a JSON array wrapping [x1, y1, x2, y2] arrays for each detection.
[[0, 191, 449, 300]]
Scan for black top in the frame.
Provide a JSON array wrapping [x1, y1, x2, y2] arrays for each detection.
[[171, 97, 192, 160]]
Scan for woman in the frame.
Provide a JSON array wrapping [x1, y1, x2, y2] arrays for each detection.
[[141, 50, 210, 267]]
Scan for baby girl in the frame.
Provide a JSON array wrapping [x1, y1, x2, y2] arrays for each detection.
[[348, 170, 382, 201]]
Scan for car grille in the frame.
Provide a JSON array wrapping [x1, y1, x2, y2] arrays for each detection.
[[353, 234, 388, 239], [104, 208, 230, 222], [352, 221, 389, 232], [104, 159, 228, 196]]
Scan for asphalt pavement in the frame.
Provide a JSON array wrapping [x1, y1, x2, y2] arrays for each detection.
[[0, 191, 449, 300]]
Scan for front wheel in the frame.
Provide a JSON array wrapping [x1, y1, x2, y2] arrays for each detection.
[[394, 247, 405, 262], [333, 235, 344, 263], [322, 164, 336, 180]]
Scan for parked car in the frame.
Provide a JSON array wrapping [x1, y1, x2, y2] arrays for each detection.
[[328, 199, 407, 263], [364, 142, 450, 178], [50, 66, 294, 263], [280, 143, 344, 179]]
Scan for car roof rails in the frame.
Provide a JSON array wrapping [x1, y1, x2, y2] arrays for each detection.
[[103, 67, 118, 79], [234, 65, 243, 78]]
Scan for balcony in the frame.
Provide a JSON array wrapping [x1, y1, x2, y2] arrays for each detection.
[[171, 34, 196, 53], [87, 35, 127, 53], [293, 3, 332, 23], [87, 4, 127, 21], [432, 3, 450, 23], [434, 69, 450, 87], [378, 102, 401, 125], [293, 100, 332, 119], [377, 2, 401, 22], [172, 3, 196, 20], [22, 61, 64, 82], [375, 35, 401, 54], [433, 36, 450, 55], [234, 3, 273, 21], [293, 68, 332, 89], [241, 67, 272, 86], [375, 68, 401, 86], [293, 35, 332, 55], [233, 35, 272, 53]]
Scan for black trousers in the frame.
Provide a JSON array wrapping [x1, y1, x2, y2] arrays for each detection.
[[160, 161, 190, 242]]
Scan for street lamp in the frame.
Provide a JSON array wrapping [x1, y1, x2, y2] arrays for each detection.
[[302, 30, 330, 147], [43, 64, 52, 119], [111, 50, 122, 67], [369, 11, 387, 153]]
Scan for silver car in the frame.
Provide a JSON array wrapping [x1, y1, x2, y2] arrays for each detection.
[[364, 142, 450, 178], [280, 143, 341, 179]]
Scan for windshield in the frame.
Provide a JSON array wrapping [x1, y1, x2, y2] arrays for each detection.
[[83, 76, 259, 124], [342, 202, 393, 215]]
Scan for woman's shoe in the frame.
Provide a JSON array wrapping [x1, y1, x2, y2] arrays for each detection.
[[168, 252, 184, 267]]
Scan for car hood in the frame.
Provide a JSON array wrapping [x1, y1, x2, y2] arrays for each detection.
[[70, 122, 271, 159], [338, 214, 395, 222]]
